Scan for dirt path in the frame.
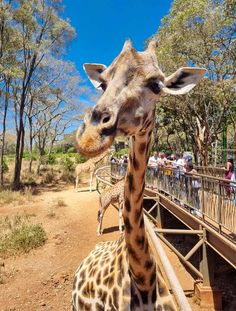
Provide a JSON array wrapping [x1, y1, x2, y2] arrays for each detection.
[[0, 184, 120, 311]]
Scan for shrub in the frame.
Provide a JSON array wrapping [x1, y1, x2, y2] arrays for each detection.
[[23, 151, 37, 161], [75, 153, 87, 164], [60, 156, 74, 172], [114, 148, 129, 158], [0, 224, 47, 256], [42, 172, 54, 184], [56, 198, 66, 207], [2, 158, 8, 173], [0, 215, 47, 257], [67, 146, 76, 153], [47, 154, 57, 165], [60, 171, 75, 183]]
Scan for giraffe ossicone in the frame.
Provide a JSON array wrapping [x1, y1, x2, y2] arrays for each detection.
[[73, 39, 206, 310]]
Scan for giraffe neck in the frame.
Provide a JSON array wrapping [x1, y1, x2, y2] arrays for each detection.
[[91, 151, 107, 165], [123, 126, 156, 292]]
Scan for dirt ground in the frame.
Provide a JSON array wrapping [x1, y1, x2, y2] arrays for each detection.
[[0, 181, 121, 311], [0, 179, 199, 311]]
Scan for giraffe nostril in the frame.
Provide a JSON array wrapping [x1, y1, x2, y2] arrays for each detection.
[[102, 115, 111, 124]]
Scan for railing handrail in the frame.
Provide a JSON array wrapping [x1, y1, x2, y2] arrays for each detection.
[[110, 160, 236, 184]]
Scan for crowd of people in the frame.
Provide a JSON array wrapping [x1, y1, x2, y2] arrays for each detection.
[[110, 151, 236, 213]]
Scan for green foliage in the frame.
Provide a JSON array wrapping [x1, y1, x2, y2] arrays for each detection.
[[148, 0, 236, 165], [67, 146, 76, 153], [2, 158, 8, 173], [47, 154, 57, 165], [114, 148, 129, 158], [75, 153, 87, 164], [60, 155, 74, 172], [23, 151, 37, 161]]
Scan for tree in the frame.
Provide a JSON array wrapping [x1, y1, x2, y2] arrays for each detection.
[[8, 0, 75, 189], [151, 0, 236, 164], [0, 0, 21, 186]]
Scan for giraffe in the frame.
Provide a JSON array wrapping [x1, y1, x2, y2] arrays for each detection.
[[97, 179, 125, 236], [72, 40, 206, 310], [75, 151, 108, 192]]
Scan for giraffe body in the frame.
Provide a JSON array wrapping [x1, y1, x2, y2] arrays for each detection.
[[75, 151, 108, 192], [97, 179, 125, 235], [72, 236, 172, 311], [73, 39, 206, 310]]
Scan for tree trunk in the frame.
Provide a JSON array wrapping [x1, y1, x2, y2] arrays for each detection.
[[28, 117, 33, 173], [12, 92, 26, 190], [13, 126, 25, 190], [0, 82, 9, 187], [36, 157, 41, 175]]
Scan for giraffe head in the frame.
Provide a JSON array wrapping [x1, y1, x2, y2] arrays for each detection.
[[77, 40, 206, 156]]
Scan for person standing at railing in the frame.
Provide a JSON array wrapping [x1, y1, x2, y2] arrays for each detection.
[[118, 156, 126, 176], [173, 154, 185, 179], [230, 170, 236, 206], [158, 152, 166, 166], [186, 163, 201, 216], [148, 151, 159, 188], [224, 155, 234, 200]]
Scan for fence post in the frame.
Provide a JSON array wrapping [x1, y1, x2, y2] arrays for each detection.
[[200, 228, 214, 287], [156, 194, 163, 228], [217, 180, 222, 233]]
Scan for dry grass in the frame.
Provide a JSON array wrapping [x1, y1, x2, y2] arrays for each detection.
[[0, 214, 47, 258], [56, 198, 66, 207], [0, 190, 33, 206], [46, 209, 56, 218]]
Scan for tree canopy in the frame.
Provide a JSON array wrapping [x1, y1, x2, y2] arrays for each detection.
[[150, 0, 236, 164]]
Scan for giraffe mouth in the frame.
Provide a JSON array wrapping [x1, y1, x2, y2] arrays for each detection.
[[76, 121, 117, 157]]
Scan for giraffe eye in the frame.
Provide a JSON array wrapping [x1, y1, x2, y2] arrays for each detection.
[[146, 81, 161, 94], [99, 82, 107, 91]]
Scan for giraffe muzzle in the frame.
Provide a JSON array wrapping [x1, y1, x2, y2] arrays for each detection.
[[76, 109, 117, 157]]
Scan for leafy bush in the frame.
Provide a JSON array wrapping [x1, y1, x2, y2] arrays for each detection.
[[0, 224, 47, 256], [114, 148, 129, 158], [2, 158, 8, 173], [75, 153, 87, 164], [47, 154, 57, 165], [67, 146, 76, 153], [60, 155, 74, 171], [23, 151, 37, 161]]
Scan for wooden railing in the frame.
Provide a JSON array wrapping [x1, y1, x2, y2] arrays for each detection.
[[110, 162, 236, 236]]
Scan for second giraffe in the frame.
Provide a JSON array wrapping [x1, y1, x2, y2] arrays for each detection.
[[97, 179, 125, 235]]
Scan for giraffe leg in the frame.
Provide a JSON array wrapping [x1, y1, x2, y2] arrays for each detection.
[[97, 209, 104, 236], [89, 172, 93, 192], [75, 176, 79, 192]]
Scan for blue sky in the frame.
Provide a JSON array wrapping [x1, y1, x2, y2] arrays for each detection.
[[63, 0, 172, 81]]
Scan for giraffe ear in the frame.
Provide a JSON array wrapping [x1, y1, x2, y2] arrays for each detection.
[[83, 63, 107, 89], [162, 67, 207, 95]]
